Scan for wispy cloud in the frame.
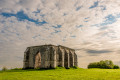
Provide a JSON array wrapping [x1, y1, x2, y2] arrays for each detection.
[[85, 49, 112, 56], [1, 0, 120, 68], [89, 1, 99, 9]]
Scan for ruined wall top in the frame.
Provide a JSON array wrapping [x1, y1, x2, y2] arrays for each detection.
[[28, 44, 57, 48], [58, 45, 75, 51], [24, 44, 75, 53]]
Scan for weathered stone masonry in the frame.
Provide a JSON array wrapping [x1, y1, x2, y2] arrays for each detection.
[[23, 45, 78, 69]]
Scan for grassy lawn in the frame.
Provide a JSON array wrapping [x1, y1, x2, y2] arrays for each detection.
[[1, 68, 120, 80]]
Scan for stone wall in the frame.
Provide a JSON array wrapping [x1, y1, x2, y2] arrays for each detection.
[[23, 45, 78, 69]]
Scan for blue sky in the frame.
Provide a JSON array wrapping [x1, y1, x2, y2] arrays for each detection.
[[1, 11, 47, 25], [1, 0, 120, 68]]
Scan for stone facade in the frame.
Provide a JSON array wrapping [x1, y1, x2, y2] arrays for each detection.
[[23, 45, 78, 69]]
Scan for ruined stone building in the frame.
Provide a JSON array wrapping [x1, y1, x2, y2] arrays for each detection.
[[23, 45, 78, 69]]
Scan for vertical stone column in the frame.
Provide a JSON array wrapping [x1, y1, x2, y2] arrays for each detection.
[[53, 48, 56, 68], [44, 52, 47, 68], [64, 49, 70, 68], [45, 48, 50, 68], [29, 52, 34, 68], [40, 52, 45, 68], [68, 52, 70, 68], [23, 47, 31, 69], [74, 53, 78, 67], [64, 50, 67, 68], [58, 47, 61, 67], [58, 47, 64, 67], [49, 46, 57, 68], [23, 52, 29, 69], [61, 50, 64, 67], [76, 54, 78, 67], [73, 52, 74, 66], [69, 51, 74, 67]]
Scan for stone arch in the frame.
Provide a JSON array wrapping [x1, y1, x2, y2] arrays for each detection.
[[34, 52, 41, 68]]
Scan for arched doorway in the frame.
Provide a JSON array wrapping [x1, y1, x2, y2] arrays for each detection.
[[34, 52, 41, 68]]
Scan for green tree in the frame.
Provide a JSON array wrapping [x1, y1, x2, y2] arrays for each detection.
[[113, 65, 119, 69], [88, 60, 119, 69]]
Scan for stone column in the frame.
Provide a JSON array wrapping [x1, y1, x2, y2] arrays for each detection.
[[53, 48, 56, 68], [23, 52, 29, 69], [44, 52, 47, 68], [76, 54, 78, 67], [69, 51, 74, 67], [29, 52, 34, 68], [40, 52, 45, 68], [23, 47, 30, 69], [73, 52, 74, 66], [58, 47, 64, 67], [62, 50, 64, 67], [74, 53, 78, 67], [68, 52, 70, 68], [64, 49, 70, 68]]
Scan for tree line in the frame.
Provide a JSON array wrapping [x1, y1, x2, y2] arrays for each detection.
[[88, 60, 119, 69]]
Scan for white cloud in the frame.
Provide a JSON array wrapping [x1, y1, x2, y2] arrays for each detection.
[[1, 0, 120, 68]]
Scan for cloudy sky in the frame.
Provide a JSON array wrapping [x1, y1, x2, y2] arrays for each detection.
[[1, 0, 120, 69]]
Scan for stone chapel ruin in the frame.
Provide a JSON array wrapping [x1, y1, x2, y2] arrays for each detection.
[[23, 45, 78, 69]]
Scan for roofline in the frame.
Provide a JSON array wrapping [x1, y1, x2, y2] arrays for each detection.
[[28, 44, 57, 48], [26, 44, 75, 51], [58, 45, 75, 51]]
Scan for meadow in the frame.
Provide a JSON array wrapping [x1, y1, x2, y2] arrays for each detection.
[[1, 68, 120, 80]]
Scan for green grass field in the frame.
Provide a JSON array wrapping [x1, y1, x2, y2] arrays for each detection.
[[1, 68, 120, 80]]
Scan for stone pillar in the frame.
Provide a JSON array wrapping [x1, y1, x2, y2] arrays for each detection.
[[23, 52, 29, 69], [64, 49, 70, 68], [64, 50, 67, 68], [45, 50, 50, 68], [23, 47, 31, 69], [44, 49, 51, 68], [73, 52, 74, 66], [40, 52, 45, 68], [76, 53, 78, 67], [69, 51, 74, 67], [53, 48, 56, 68], [49, 46, 57, 68], [62, 50, 64, 67], [74, 53, 78, 67], [58, 47, 64, 67], [29, 52, 34, 68], [68, 52, 70, 68]]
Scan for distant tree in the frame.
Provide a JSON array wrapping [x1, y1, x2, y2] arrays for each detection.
[[88, 60, 119, 69], [113, 65, 119, 69]]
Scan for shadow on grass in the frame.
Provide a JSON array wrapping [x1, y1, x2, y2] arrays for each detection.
[[0, 68, 58, 73], [0, 67, 80, 73]]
